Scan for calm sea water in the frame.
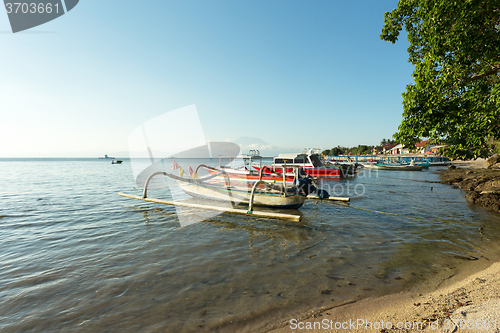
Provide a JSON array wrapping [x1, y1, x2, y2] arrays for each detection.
[[1, 159, 500, 332]]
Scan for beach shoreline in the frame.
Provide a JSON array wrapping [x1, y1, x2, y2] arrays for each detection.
[[267, 261, 500, 332], [450, 158, 488, 169], [266, 159, 500, 333]]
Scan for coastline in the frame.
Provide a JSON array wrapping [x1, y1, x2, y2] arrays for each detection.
[[450, 158, 488, 169], [268, 261, 500, 333], [440, 159, 500, 213], [267, 158, 500, 333]]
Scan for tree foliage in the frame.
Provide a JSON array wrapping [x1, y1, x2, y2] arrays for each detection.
[[381, 0, 500, 158], [323, 145, 375, 156], [330, 146, 345, 156], [381, 138, 397, 146]]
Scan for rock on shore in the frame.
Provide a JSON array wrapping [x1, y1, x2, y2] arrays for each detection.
[[487, 154, 500, 169], [439, 167, 500, 213]]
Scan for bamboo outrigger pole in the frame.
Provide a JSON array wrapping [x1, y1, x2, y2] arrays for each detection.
[[120, 169, 301, 222], [118, 192, 302, 222], [307, 195, 350, 202]]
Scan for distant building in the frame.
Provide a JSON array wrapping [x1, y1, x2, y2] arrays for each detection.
[[388, 144, 409, 154], [414, 140, 448, 154], [412, 140, 430, 153], [379, 140, 448, 155], [430, 144, 448, 153], [382, 144, 397, 154]]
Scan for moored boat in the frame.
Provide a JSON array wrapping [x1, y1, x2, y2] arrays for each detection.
[[204, 152, 298, 188], [120, 142, 329, 221], [177, 179, 307, 208], [362, 162, 423, 171], [253, 149, 344, 178], [125, 157, 327, 211], [416, 160, 430, 168], [204, 165, 297, 186], [429, 161, 451, 166]]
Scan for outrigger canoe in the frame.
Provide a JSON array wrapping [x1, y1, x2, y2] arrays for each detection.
[[204, 166, 296, 187], [125, 162, 326, 210], [177, 179, 307, 208], [119, 142, 330, 221], [362, 163, 424, 171]]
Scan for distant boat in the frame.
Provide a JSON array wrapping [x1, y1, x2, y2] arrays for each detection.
[[429, 161, 451, 166], [98, 154, 115, 159], [112, 160, 123, 164], [416, 160, 431, 168], [362, 162, 423, 171]]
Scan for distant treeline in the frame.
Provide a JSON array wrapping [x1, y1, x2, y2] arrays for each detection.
[[322, 145, 374, 156], [322, 139, 397, 156]]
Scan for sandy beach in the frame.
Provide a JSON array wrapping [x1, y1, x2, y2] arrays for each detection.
[[268, 262, 500, 332], [451, 158, 488, 169], [267, 159, 500, 333]]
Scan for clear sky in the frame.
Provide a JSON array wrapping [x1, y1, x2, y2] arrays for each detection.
[[0, 0, 413, 157]]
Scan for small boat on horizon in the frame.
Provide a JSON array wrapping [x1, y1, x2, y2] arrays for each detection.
[[98, 154, 115, 159]]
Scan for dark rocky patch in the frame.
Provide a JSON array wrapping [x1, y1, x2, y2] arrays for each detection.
[[439, 166, 500, 213], [487, 154, 500, 169]]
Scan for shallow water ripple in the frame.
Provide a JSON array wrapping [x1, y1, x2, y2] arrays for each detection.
[[1, 160, 500, 332]]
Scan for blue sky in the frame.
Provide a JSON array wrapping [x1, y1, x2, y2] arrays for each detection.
[[0, 0, 413, 157]]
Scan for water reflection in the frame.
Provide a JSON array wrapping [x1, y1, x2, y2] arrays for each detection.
[[210, 218, 313, 252]]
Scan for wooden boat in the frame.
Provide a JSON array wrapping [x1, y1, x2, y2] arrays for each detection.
[[324, 161, 359, 176], [416, 161, 430, 168], [362, 162, 423, 171], [177, 180, 307, 208], [429, 161, 451, 166], [205, 151, 299, 188], [172, 164, 320, 208], [119, 162, 308, 221], [120, 143, 313, 221], [188, 155, 331, 207], [253, 149, 343, 178], [204, 165, 297, 186]]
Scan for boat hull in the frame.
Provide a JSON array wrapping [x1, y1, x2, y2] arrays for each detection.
[[178, 181, 306, 208], [362, 163, 423, 171], [416, 161, 430, 168], [429, 161, 451, 166], [254, 166, 341, 178], [206, 168, 296, 185]]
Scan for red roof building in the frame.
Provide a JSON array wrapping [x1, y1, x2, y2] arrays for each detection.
[[382, 144, 397, 153], [415, 140, 430, 148]]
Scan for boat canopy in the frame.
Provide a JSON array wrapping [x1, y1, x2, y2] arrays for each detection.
[[309, 154, 324, 168], [274, 152, 324, 168]]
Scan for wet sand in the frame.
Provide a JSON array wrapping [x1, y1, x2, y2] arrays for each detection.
[[268, 261, 500, 332]]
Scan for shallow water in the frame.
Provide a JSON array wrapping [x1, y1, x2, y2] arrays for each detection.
[[1, 159, 500, 332]]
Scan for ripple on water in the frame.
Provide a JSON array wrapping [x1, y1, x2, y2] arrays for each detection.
[[1, 161, 500, 332]]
